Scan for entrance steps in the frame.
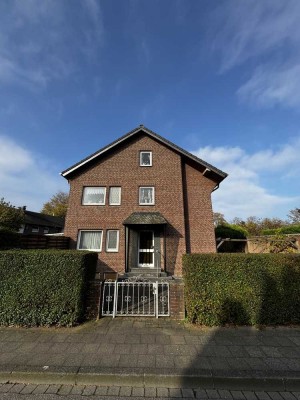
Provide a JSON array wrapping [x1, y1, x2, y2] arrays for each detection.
[[125, 268, 168, 279]]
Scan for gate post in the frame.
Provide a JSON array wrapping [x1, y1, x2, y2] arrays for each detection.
[[113, 281, 118, 318]]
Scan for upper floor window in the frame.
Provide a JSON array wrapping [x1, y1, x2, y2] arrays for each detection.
[[139, 187, 155, 205], [109, 187, 121, 205], [106, 230, 119, 252], [82, 187, 106, 205], [77, 230, 103, 251], [140, 151, 152, 167]]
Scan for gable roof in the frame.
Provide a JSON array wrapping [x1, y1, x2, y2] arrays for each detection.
[[24, 211, 64, 228], [61, 125, 228, 183]]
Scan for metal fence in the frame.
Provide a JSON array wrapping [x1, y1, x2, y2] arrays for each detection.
[[102, 280, 170, 318]]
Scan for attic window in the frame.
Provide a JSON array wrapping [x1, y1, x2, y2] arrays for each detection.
[[140, 151, 152, 167]]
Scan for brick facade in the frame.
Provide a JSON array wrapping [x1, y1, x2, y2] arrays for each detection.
[[63, 128, 225, 278]]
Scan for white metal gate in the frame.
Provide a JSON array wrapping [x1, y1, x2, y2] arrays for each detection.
[[101, 280, 170, 318]]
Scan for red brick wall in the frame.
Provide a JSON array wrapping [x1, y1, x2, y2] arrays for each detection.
[[183, 162, 217, 253], [64, 133, 218, 277], [64, 134, 186, 276]]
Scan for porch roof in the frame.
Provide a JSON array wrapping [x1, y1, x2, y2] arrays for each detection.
[[123, 212, 167, 225]]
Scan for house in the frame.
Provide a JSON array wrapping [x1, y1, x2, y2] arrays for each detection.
[[61, 125, 227, 278], [19, 209, 64, 235]]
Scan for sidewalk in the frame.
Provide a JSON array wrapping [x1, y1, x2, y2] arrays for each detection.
[[0, 318, 299, 391]]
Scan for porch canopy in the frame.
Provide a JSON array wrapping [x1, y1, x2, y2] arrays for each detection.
[[123, 212, 167, 226], [123, 212, 167, 273]]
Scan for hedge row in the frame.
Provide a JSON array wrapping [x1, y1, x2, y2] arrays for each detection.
[[0, 228, 21, 249], [183, 253, 300, 326], [262, 225, 300, 235], [0, 250, 97, 326]]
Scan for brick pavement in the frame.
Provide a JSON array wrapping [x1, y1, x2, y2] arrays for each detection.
[[0, 319, 299, 390], [0, 382, 300, 399]]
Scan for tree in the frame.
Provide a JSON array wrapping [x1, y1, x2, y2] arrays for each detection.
[[41, 191, 68, 218], [0, 198, 24, 231], [287, 208, 300, 224], [213, 212, 227, 227]]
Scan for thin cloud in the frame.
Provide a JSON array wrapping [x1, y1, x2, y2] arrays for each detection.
[[193, 138, 300, 220], [0, 0, 104, 90], [212, 0, 300, 110], [0, 135, 67, 211]]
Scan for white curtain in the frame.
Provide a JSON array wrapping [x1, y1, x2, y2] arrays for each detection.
[[83, 187, 105, 204], [109, 187, 121, 205], [79, 231, 102, 250]]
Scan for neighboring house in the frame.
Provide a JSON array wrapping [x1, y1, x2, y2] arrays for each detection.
[[19, 209, 65, 235], [61, 125, 227, 278]]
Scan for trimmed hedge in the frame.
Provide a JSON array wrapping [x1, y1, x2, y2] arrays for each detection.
[[262, 225, 300, 235], [215, 224, 248, 239], [0, 250, 97, 326], [0, 228, 21, 249], [183, 253, 300, 326]]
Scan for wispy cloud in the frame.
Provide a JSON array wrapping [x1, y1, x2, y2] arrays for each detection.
[[193, 138, 300, 220], [0, 135, 67, 211], [0, 0, 104, 90], [212, 0, 300, 110]]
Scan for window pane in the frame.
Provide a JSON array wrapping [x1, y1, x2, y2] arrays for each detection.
[[107, 230, 119, 251], [141, 152, 151, 166], [140, 187, 154, 204], [79, 231, 102, 250], [109, 187, 121, 205], [139, 252, 153, 264], [83, 187, 105, 204], [140, 231, 153, 249]]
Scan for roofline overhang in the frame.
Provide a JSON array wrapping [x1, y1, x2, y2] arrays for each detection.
[[61, 125, 228, 182]]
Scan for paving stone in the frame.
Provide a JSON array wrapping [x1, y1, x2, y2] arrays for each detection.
[[218, 389, 233, 399], [157, 387, 169, 397], [82, 385, 96, 396], [9, 384, 26, 393], [242, 391, 258, 400], [267, 393, 285, 400], [107, 386, 120, 396], [145, 387, 157, 397], [45, 385, 61, 394], [279, 393, 296, 400], [132, 387, 145, 397], [169, 388, 183, 398], [58, 385, 73, 395], [255, 392, 271, 400], [95, 386, 108, 395], [182, 388, 195, 398], [291, 394, 300, 400], [20, 384, 37, 394], [231, 390, 246, 400], [70, 385, 85, 395], [195, 389, 208, 399], [32, 384, 50, 394], [119, 386, 132, 396], [206, 389, 220, 398]]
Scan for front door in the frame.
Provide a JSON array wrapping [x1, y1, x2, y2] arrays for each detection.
[[138, 231, 154, 268]]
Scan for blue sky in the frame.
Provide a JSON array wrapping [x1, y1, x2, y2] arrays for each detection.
[[1, 0, 299, 221]]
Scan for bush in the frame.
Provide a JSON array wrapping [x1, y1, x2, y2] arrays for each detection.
[[0, 250, 97, 326], [0, 228, 21, 249], [262, 225, 300, 235], [215, 224, 248, 239], [183, 253, 300, 326]]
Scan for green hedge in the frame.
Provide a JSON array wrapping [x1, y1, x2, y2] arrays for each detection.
[[262, 225, 300, 235], [0, 250, 97, 326], [0, 228, 21, 249], [183, 253, 300, 326]]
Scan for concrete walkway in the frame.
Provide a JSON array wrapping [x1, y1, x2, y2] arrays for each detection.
[[0, 319, 299, 391]]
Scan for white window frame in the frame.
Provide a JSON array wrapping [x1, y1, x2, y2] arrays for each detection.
[[109, 187, 121, 206], [82, 187, 106, 205], [106, 230, 119, 252], [77, 230, 103, 251], [139, 186, 155, 205], [32, 226, 39, 233], [140, 151, 152, 167]]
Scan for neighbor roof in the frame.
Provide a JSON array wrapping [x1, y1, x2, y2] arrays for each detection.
[[123, 212, 168, 225], [24, 211, 64, 228], [61, 125, 227, 182]]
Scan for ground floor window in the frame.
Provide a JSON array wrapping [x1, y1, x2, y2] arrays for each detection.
[[106, 230, 119, 252], [77, 230, 103, 251]]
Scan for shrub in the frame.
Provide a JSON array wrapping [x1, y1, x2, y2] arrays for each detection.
[[262, 225, 300, 235], [183, 253, 300, 326], [0, 228, 21, 249], [0, 250, 97, 326], [215, 224, 247, 252]]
